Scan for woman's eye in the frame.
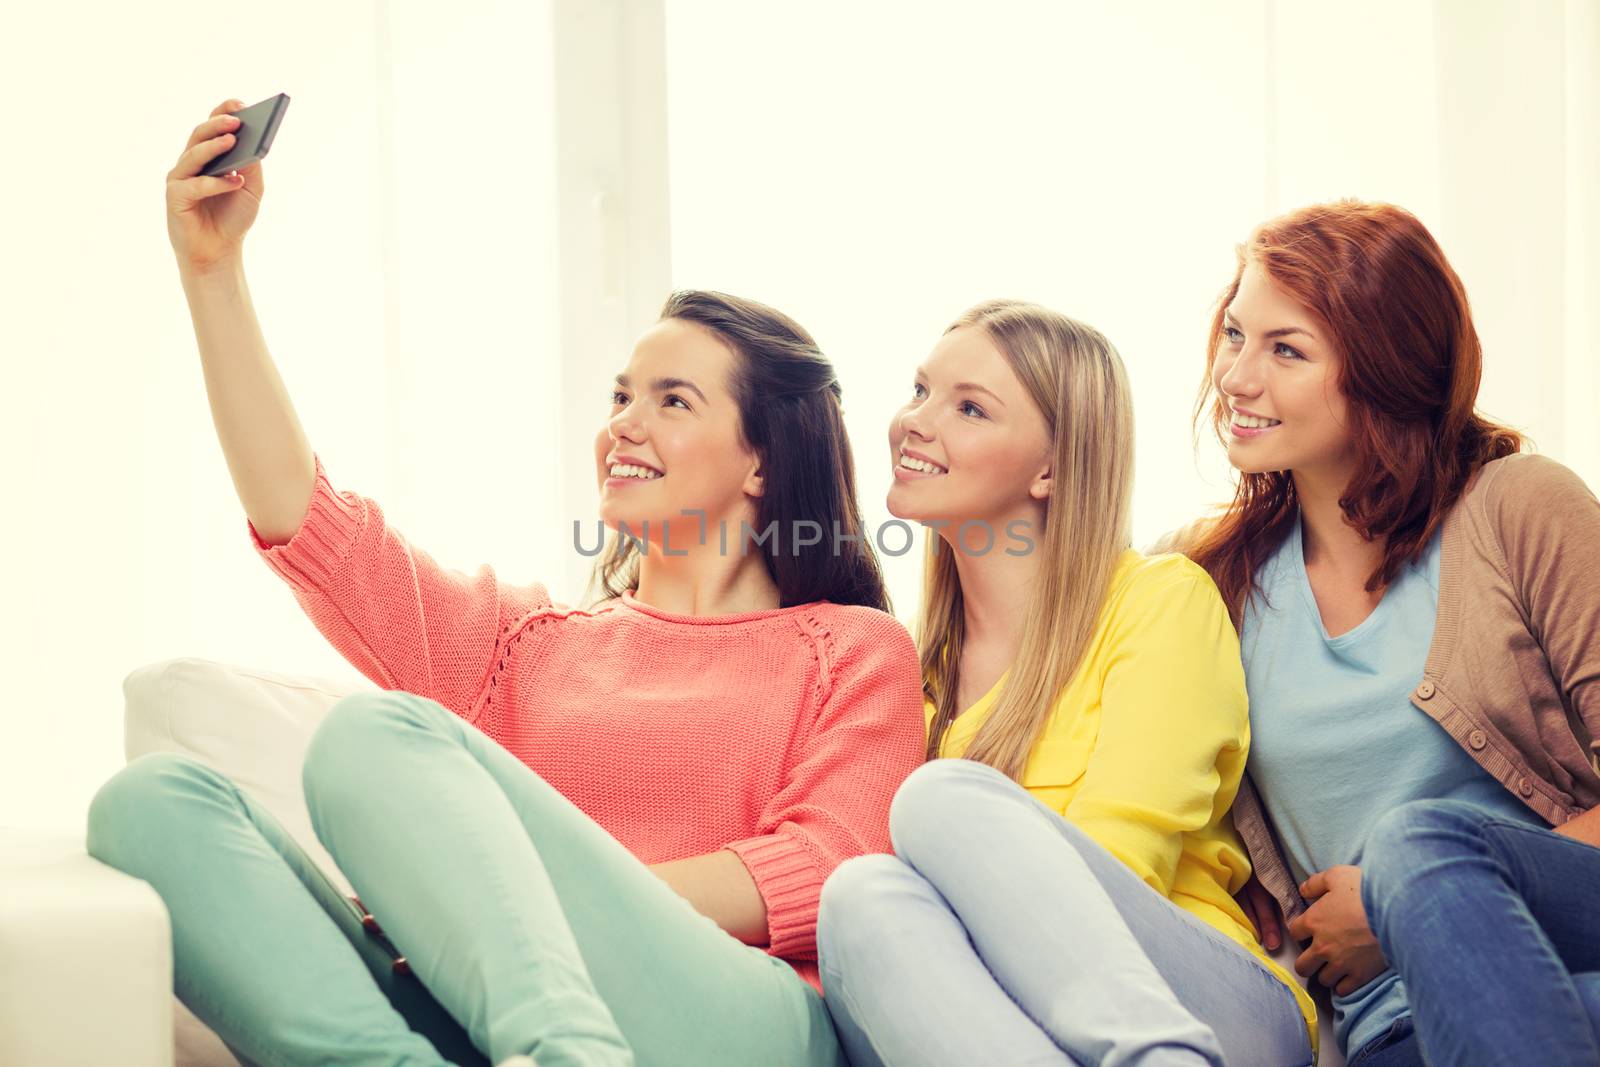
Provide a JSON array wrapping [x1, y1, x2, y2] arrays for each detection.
[[1222, 326, 1244, 344], [1274, 343, 1305, 360], [610, 390, 628, 405], [911, 382, 927, 399], [959, 400, 987, 419], [664, 393, 690, 410]]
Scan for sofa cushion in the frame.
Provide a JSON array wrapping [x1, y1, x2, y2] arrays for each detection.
[[121, 656, 376, 899]]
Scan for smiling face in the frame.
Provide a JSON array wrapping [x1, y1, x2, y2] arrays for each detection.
[[1214, 261, 1356, 483], [885, 325, 1053, 532], [592, 318, 763, 539]]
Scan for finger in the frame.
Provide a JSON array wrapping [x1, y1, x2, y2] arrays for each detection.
[[1301, 872, 1327, 900], [170, 171, 247, 205], [185, 112, 242, 153], [1294, 946, 1323, 978], [1245, 898, 1268, 943], [1335, 976, 1361, 997], [1319, 965, 1348, 990], [171, 132, 239, 180], [210, 98, 245, 118], [1287, 914, 1310, 942], [1261, 911, 1282, 951]]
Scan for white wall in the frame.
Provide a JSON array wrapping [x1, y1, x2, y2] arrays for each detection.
[[1, 0, 566, 832]]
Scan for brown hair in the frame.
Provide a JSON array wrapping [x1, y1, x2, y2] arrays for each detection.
[[587, 290, 891, 612], [1185, 200, 1523, 626]]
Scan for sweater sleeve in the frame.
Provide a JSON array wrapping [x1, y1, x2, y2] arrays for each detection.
[[723, 610, 927, 961], [1065, 562, 1251, 897], [248, 452, 554, 717], [1490, 454, 1600, 756]]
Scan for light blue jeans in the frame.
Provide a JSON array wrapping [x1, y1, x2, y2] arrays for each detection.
[[85, 690, 843, 1067], [816, 758, 1312, 1067]]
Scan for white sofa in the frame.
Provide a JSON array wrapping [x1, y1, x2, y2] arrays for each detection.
[[0, 656, 1342, 1066]]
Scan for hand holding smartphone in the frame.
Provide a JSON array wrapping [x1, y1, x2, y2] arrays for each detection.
[[167, 94, 289, 271], [199, 93, 290, 177]]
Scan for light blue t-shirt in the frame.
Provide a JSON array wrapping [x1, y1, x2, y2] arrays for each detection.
[[1240, 512, 1543, 1058]]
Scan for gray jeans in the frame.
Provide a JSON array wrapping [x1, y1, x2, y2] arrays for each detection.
[[816, 758, 1313, 1067]]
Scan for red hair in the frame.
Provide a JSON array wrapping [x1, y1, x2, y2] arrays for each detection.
[[1187, 200, 1524, 626]]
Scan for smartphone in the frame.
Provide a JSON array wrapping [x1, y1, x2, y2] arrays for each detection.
[[200, 93, 290, 177]]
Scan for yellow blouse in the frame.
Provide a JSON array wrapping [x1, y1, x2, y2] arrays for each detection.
[[927, 549, 1318, 1052]]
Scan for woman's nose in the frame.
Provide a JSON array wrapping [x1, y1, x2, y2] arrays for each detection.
[[609, 407, 645, 443], [1217, 349, 1260, 400], [897, 407, 932, 442]]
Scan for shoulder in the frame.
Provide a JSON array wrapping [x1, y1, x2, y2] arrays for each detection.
[[1469, 452, 1596, 510], [1460, 453, 1599, 546], [803, 602, 919, 663], [799, 604, 924, 720], [1109, 550, 1226, 611]]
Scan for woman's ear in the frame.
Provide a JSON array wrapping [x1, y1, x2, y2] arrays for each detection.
[[1028, 467, 1052, 501], [743, 458, 766, 499]]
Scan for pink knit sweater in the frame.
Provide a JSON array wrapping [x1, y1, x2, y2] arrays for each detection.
[[248, 453, 927, 993]]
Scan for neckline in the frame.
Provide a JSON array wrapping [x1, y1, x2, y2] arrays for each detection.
[[960, 667, 1010, 719], [934, 667, 1010, 753], [1289, 511, 1397, 644], [618, 588, 828, 626]]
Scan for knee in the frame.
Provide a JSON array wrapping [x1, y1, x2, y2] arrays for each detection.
[[888, 757, 1012, 861], [301, 691, 415, 805], [1361, 798, 1487, 919], [818, 854, 915, 971], [86, 751, 226, 868]]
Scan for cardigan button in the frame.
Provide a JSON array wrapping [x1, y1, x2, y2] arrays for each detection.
[[1468, 730, 1487, 750], [1416, 681, 1436, 699], [1517, 777, 1534, 798], [361, 912, 383, 934], [392, 956, 412, 976]]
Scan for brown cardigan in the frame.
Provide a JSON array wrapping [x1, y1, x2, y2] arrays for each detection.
[[1221, 453, 1600, 922]]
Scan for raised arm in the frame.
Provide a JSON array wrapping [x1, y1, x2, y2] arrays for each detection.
[[166, 97, 316, 544], [168, 100, 553, 714]]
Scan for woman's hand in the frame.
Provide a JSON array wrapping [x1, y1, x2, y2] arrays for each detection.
[[166, 98, 264, 272], [1288, 865, 1389, 996], [1236, 873, 1283, 952]]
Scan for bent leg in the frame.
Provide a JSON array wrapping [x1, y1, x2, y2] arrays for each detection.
[[891, 759, 1312, 1067], [816, 853, 1076, 1067], [303, 691, 842, 1067], [1361, 798, 1600, 1067], [86, 750, 482, 1067]]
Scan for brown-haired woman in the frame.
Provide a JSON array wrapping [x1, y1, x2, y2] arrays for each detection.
[[1183, 199, 1600, 1067], [85, 97, 926, 1067]]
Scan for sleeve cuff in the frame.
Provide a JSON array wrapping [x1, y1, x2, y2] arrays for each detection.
[[724, 832, 826, 959], [248, 453, 367, 592]]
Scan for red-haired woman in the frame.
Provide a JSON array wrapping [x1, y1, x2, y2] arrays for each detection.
[[1178, 200, 1600, 1067]]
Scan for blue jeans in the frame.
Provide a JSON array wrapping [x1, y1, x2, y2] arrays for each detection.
[[1343, 1015, 1420, 1067], [1360, 798, 1600, 1067], [85, 690, 842, 1067], [815, 759, 1312, 1067]]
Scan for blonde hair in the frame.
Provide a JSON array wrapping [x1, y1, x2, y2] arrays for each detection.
[[919, 300, 1136, 781]]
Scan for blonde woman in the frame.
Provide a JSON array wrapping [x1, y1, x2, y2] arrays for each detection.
[[814, 301, 1318, 1066]]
